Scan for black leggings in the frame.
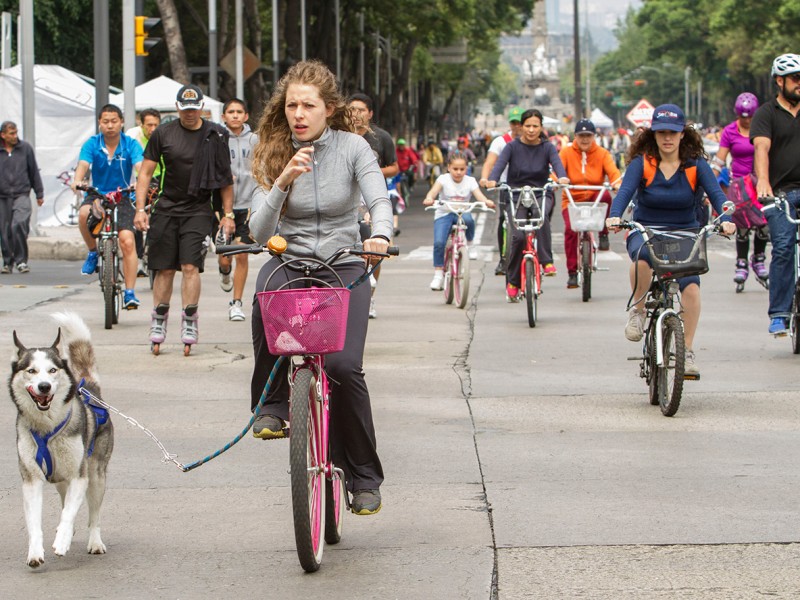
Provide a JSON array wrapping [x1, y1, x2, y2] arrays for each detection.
[[250, 258, 383, 492], [735, 225, 769, 261]]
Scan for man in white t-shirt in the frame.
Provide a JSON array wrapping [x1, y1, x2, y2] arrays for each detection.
[[480, 107, 523, 275]]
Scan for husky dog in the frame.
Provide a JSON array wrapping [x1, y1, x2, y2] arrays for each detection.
[[9, 312, 114, 568]]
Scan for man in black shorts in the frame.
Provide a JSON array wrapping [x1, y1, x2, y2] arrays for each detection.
[[133, 84, 234, 352], [348, 93, 398, 319]]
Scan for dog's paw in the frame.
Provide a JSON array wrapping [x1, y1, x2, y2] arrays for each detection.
[[27, 550, 45, 568], [52, 530, 73, 556], [87, 533, 106, 555]]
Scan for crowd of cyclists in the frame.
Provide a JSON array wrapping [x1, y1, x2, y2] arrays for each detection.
[[27, 52, 798, 516]]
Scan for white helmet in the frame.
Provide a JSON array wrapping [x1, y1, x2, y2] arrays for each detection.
[[771, 53, 800, 77]]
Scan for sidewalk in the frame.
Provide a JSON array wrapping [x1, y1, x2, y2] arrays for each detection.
[[29, 225, 86, 261]]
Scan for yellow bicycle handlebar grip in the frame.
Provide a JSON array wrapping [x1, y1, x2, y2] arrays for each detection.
[[267, 235, 287, 255]]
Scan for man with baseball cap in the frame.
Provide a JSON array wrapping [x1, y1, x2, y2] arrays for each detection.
[[480, 106, 524, 275], [133, 83, 234, 353]]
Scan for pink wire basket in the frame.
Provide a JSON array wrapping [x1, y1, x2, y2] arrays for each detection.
[[257, 287, 350, 356]]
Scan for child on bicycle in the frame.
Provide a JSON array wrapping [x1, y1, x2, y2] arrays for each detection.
[[423, 152, 494, 290]]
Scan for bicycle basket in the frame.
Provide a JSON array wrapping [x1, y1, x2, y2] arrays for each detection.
[[568, 202, 607, 232], [258, 287, 350, 356], [646, 230, 708, 278]]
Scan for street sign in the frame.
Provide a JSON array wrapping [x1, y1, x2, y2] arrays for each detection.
[[626, 99, 655, 128]]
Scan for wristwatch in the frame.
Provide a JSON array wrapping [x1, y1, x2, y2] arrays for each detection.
[[224, 212, 235, 220]]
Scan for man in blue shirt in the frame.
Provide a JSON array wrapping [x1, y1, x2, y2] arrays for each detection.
[[72, 104, 144, 308]]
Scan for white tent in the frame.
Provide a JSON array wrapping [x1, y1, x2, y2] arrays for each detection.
[[111, 76, 223, 124], [0, 65, 97, 227], [590, 108, 614, 130]]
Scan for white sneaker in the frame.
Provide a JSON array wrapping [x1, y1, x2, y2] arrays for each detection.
[[624, 308, 645, 341], [219, 269, 233, 292], [368, 298, 377, 319], [469, 246, 478, 260], [369, 274, 377, 289], [229, 299, 245, 321], [430, 272, 444, 290], [684, 349, 699, 378]]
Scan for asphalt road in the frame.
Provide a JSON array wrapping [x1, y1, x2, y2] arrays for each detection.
[[1, 181, 799, 599]]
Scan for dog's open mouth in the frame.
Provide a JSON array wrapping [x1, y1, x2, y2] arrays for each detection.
[[26, 386, 54, 410]]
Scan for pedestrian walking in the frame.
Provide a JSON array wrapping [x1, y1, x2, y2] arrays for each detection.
[[0, 121, 44, 274]]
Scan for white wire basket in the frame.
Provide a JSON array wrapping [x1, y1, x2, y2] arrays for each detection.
[[567, 202, 607, 232]]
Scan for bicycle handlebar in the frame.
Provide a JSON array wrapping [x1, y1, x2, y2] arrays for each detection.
[[761, 194, 800, 225], [216, 239, 400, 261], [75, 183, 136, 200], [424, 200, 495, 214], [559, 183, 616, 208]]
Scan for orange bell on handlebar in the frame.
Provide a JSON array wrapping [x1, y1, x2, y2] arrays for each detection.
[[267, 235, 287, 255]]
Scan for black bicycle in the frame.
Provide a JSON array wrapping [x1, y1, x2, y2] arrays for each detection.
[[77, 184, 135, 330]]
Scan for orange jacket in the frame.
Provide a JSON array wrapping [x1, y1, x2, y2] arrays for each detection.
[[558, 140, 622, 210]]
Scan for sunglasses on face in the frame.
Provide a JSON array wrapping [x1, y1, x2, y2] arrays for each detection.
[[785, 73, 800, 83]]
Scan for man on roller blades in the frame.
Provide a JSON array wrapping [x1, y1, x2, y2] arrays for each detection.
[[134, 85, 234, 354]]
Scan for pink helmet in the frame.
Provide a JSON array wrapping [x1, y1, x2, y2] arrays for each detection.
[[734, 92, 758, 118]]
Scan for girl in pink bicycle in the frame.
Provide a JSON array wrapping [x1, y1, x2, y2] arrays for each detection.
[[248, 60, 393, 516], [423, 152, 495, 290]]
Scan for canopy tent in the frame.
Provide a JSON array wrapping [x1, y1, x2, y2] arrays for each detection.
[[0, 64, 97, 227], [111, 76, 223, 124], [590, 108, 614, 130]]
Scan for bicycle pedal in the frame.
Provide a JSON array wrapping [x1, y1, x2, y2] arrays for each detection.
[[684, 373, 701, 381], [627, 356, 644, 361]]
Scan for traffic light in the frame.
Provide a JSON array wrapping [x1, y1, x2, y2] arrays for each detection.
[[135, 16, 162, 57]]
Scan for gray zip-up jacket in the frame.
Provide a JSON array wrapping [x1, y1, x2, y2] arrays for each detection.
[[0, 140, 44, 199], [226, 123, 262, 210], [250, 127, 393, 263]]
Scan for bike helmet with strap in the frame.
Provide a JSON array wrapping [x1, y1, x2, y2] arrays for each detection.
[[734, 92, 758, 117], [771, 53, 800, 77]]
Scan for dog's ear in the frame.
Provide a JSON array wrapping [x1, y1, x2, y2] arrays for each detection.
[[51, 328, 62, 351], [12, 331, 27, 355]]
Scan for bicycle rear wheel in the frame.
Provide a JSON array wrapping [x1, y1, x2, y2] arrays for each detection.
[[455, 246, 470, 309], [658, 315, 685, 416], [524, 255, 537, 328], [581, 237, 592, 302], [443, 245, 455, 305], [324, 470, 345, 545], [792, 290, 800, 355], [290, 368, 326, 572], [101, 239, 115, 330]]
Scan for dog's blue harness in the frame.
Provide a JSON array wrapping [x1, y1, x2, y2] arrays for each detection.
[[30, 379, 110, 480]]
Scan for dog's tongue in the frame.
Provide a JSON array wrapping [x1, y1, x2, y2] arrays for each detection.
[[27, 386, 53, 408]]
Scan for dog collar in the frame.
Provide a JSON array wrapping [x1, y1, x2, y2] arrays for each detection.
[[30, 410, 72, 481]]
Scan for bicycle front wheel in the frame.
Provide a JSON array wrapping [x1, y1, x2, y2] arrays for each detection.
[[646, 324, 659, 406], [658, 315, 685, 416], [581, 237, 592, 302], [455, 246, 470, 309], [443, 246, 455, 305], [524, 255, 537, 328], [101, 239, 115, 330], [290, 368, 326, 572]]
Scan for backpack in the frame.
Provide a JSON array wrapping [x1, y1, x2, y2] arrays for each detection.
[[640, 154, 707, 225], [727, 174, 767, 229]]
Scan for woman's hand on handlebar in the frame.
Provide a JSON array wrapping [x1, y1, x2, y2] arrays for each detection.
[[557, 177, 570, 185], [363, 236, 390, 265], [423, 195, 435, 206], [606, 216, 622, 233], [720, 221, 736, 236]]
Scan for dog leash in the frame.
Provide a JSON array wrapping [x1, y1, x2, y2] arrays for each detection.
[[77, 356, 285, 473]]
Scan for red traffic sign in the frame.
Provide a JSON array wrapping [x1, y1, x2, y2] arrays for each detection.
[[627, 99, 655, 128]]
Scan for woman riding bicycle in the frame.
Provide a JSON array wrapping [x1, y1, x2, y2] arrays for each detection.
[[711, 92, 769, 287], [559, 118, 621, 289], [487, 108, 569, 301], [423, 151, 495, 290], [606, 104, 735, 378], [248, 60, 393, 516]]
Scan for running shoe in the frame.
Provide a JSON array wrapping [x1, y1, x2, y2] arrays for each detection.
[[494, 259, 506, 276], [769, 317, 789, 336], [599, 234, 610, 251], [16, 262, 29, 273], [252, 414, 287, 440], [82, 250, 98, 275], [567, 273, 578, 288], [219, 268, 233, 292], [369, 298, 377, 319], [625, 308, 645, 341], [351, 489, 382, 515], [1, 264, 10, 274], [123, 289, 141, 309], [684, 349, 700, 378], [543, 263, 557, 276], [430, 272, 444, 290], [469, 245, 478, 260], [506, 283, 520, 303], [229, 299, 245, 321]]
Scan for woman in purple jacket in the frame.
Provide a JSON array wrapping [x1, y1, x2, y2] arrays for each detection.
[[487, 109, 569, 301]]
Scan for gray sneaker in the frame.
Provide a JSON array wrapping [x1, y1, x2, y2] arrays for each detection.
[[351, 488, 382, 515], [229, 299, 245, 321], [16, 262, 29, 273], [219, 268, 233, 292], [624, 308, 645, 342], [684, 349, 700, 378], [252, 414, 287, 440]]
